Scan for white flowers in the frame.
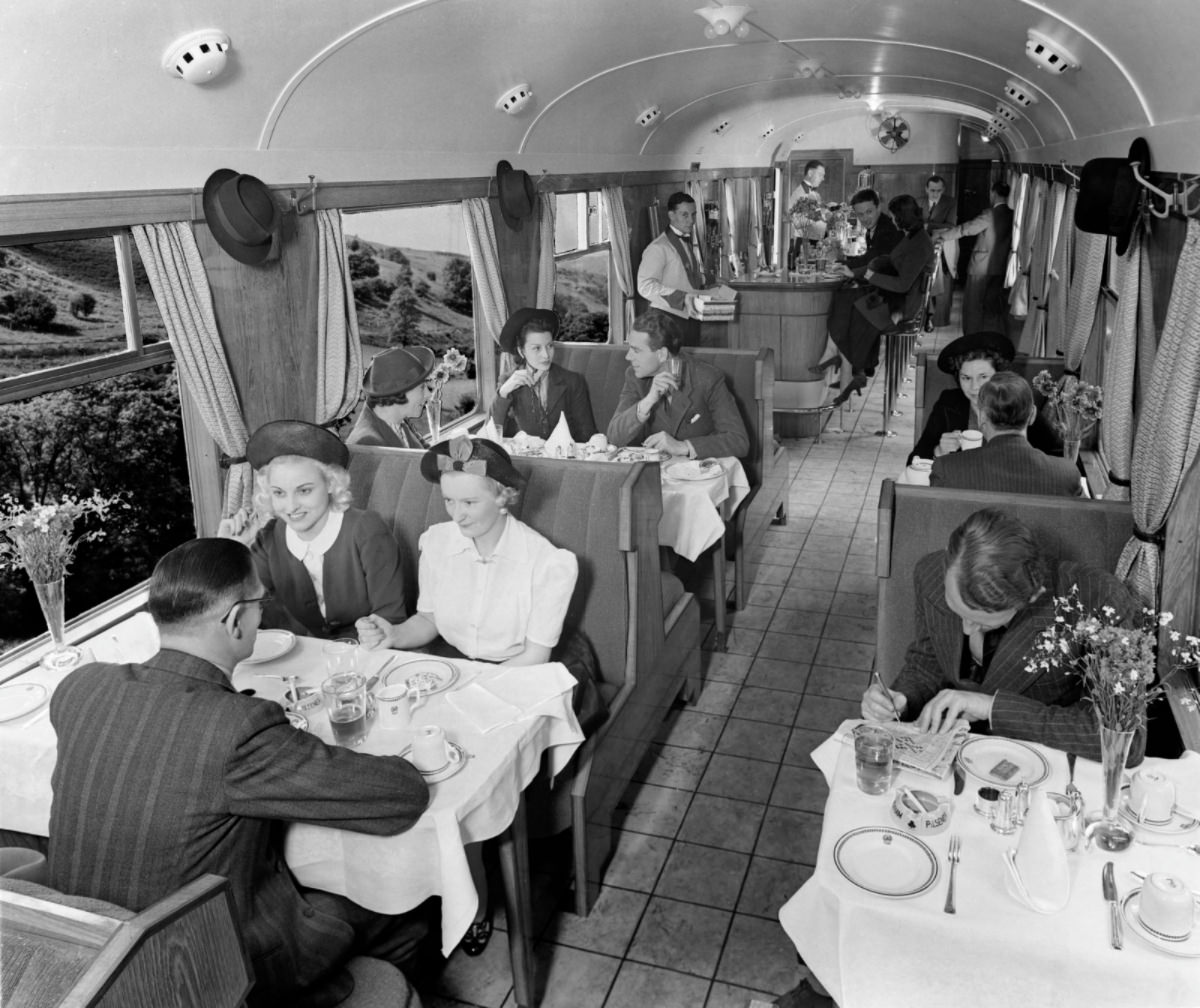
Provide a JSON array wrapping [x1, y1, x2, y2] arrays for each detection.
[[0, 491, 126, 583]]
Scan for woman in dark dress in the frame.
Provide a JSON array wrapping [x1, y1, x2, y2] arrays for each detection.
[[489, 307, 598, 440]]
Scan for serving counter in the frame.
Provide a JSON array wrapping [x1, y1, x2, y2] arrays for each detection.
[[699, 274, 843, 437]]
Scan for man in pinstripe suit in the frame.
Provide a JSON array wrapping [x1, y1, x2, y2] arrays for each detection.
[[862, 509, 1141, 763], [47, 539, 431, 1007]]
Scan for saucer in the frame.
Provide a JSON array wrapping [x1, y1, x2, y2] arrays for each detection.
[[662, 460, 722, 482], [0, 682, 48, 723], [241, 629, 295, 665], [1122, 890, 1200, 957], [1119, 785, 1199, 834], [399, 740, 468, 783], [383, 658, 458, 696]]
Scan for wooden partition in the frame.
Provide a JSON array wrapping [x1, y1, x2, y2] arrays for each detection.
[[1162, 452, 1200, 752]]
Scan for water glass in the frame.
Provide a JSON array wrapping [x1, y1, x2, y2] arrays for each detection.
[[323, 671, 368, 747], [853, 725, 894, 795], [322, 640, 357, 677]]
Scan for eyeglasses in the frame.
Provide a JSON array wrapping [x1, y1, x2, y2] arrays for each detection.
[[221, 594, 273, 624]]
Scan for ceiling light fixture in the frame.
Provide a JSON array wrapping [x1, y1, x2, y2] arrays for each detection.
[[995, 101, 1019, 122], [496, 84, 535, 115], [760, 124, 776, 139], [1025, 29, 1079, 74], [636, 106, 662, 128], [695, 4, 753, 40], [162, 30, 231, 84], [1003, 78, 1039, 107], [794, 58, 822, 78], [713, 120, 731, 134], [837, 86, 862, 100]]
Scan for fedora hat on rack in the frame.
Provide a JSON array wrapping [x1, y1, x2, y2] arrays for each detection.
[[202, 169, 282, 265], [1074, 138, 1150, 257], [495, 160, 536, 232]]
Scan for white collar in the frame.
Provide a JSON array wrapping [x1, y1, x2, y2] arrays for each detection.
[[446, 513, 518, 561], [285, 509, 344, 560]]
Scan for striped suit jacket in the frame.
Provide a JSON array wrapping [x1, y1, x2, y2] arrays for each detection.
[[892, 553, 1142, 762], [48, 649, 429, 1007], [929, 433, 1082, 496]]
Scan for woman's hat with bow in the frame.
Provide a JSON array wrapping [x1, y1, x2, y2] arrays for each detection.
[[420, 435, 524, 490]]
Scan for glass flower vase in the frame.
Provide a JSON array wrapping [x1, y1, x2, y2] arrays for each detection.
[[32, 577, 81, 671], [1087, 719, 1136, 852], [1062, 438, 1081, 464], [424, 395, 442, 445]]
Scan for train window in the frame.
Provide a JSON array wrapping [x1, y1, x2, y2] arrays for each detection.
[[554, 192, 611, 343], [0, 232, 189, 672], [342, 204, 482, 435]]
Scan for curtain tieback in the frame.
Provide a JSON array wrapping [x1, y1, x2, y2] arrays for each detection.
[[1107, 471, 1132, 488], [219, 454, 247, 469], [1132, 526, 1165, 546]]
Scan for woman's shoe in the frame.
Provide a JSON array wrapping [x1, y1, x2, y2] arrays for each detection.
[[830, 374, 866, 407], [809, 355, 841, 376], [460, 916, 493, 957]]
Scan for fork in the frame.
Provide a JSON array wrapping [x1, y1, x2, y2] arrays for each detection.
[[943, 834, 961, 914]]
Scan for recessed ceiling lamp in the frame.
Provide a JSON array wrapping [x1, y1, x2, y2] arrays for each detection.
[[995, 101, 1019, 122], [713, 120, 731, 134], [161, 30, 231, 84], [1003, 78, 1039, 107], [837, 86, 862, 100], [695, 3, 753, 40], [760, 124, 776, 139], [1025, 29, 1079, 74], [989, 116, 1009, 132], [636, 106, 662, 128], [496, 84, 535, 115], [794, 58, 822, 78]]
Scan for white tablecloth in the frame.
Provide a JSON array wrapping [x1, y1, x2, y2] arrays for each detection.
[[659, 456, 750, 561], [779, 719, 1200, 1008], [0, 638, 584, 957]]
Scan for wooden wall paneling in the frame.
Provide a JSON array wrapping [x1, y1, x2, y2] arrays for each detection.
[[490, 198, 539, 318], [197, 212, 320, 431], [1162, 451, 1200, 752]]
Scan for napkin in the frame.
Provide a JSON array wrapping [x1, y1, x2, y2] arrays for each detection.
[[87, 612, 160, 664], [904, 464, 931, 486], [487, 666, 575, 716], [478, 417, 502, 443], [446, 682, 521, 733], [544, 412, 575, 458], [1008, 790, 1071, 913]]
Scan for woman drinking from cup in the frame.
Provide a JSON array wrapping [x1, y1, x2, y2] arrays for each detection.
[[489, 307, 598, 440], [219, 420, 407, 639], [357, 435, 606, 955]]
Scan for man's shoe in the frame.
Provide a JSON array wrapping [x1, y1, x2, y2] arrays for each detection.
[[773, 977, 836, 1007]]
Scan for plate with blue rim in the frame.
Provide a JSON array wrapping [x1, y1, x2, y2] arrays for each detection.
[[833, 826, 939, 898], [956, 736, 1050, 788]]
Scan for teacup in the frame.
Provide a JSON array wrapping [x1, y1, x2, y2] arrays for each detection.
[[410, 725, 462, 773], [375, 683, 414, 731], [1138, 873, 1195, 941], [959, 429, 984, 451], [1129, 768, 1176, 823]]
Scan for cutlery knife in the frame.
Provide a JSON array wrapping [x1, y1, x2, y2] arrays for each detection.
[[1102, 861, 1122, 950]]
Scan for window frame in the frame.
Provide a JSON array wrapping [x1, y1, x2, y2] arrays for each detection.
[[553, 190, 620, 344]]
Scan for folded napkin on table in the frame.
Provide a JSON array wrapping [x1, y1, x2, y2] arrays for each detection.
[[1007, 790, 1070, 913], [544, 412, 575, 458], [478, 417, 502, 443], [446, 682, 522, 733], [86, 612, 160, 664]]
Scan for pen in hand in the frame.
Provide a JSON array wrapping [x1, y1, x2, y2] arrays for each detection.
[[871, 669, 902, 721]]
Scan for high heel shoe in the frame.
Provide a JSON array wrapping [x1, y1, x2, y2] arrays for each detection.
[[809, 355, 841, 376], [830, 374, 866, 407]]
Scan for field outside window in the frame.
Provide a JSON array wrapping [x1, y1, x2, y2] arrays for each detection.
[[554, 192, 611, 344]]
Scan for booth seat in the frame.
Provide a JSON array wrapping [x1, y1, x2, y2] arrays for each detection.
[[874, 480, 1134, 685], [346, 446, 699, 914], [553, 342, 788, 608]]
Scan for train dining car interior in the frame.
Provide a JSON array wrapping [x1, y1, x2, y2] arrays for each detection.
[[3, 1, 1200, 1006]]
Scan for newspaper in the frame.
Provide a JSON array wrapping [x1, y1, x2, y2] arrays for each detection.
[[844, 719, 969, 780]]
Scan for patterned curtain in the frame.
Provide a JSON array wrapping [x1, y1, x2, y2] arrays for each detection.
[[601, 185, 635, 335], [1063, 231, 1107, 372], [1116, 219, 1200, 603], [536, 192, 556, 311], [1009, 176, 1044, 318], [1005, 173, 1030, 290], [315, 209, 364, 426], [1044, 186, 1078, 357], [461, 197, 509, 346], [1018, 178, 1055, 355], [132, 222, 251, 517], [1101, 217, 1154, 502]]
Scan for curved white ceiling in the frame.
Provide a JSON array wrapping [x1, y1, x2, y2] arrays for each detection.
[[2, 0, 1197, 195]]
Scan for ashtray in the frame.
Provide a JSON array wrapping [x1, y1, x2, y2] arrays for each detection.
[[889, 788, 953, 835]]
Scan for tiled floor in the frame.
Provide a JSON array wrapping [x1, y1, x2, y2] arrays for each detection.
[[427, 324, 958, 1008]]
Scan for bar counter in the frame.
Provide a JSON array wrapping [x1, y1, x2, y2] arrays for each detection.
[[700, 272, 844, 436]]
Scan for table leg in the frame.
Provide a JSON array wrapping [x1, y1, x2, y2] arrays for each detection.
[[497, 794, 536, 1008], [710, 536, 728, 652]]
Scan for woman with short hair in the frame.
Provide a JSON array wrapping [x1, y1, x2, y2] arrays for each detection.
[[347, 346, 436, 449], [489, 307, 598, 441]]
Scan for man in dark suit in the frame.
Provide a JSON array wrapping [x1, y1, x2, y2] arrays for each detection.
[[862, 509, 1141, 762], [924, 175, 958, 326], [840, 187, 901, 272], [607, 310, 749, 459], [48, 539, 431, 1007], [930, 372, 1082, 496], [938, 181, 1014, 334]]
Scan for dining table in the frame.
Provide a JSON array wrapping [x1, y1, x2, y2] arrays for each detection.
[[0, 631, 585, 1008], [779, 719, 1200, 1008]]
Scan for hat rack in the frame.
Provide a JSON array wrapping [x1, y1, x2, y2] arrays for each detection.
[[1130, 162, 1200, 219], [290, 175, 318, 216], [1059, 160, 1080, 182]]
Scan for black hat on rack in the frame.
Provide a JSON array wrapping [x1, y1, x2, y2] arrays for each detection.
[[202, 169, 281, 265], [496, 160, 536, 232], [1074, 138, 1150, 257]]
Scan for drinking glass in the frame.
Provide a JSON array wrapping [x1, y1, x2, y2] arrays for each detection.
[[853, 725, 894, 795], [323, 671, 369, 747], [322, 640, 357, 677]]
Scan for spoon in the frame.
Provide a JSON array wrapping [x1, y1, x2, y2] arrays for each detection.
[[1065, 752, 1082, 807]]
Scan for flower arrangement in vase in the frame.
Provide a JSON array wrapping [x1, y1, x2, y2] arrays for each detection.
[[423, 347, 469, 444], [1025, 586, 1198, 850], [1032, 370, 1103, 461], [0, 492, 127, 669], [789, 195, 848, 243]]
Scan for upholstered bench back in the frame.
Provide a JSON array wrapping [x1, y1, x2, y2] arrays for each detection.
[[875, 480, 1134, 683]]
